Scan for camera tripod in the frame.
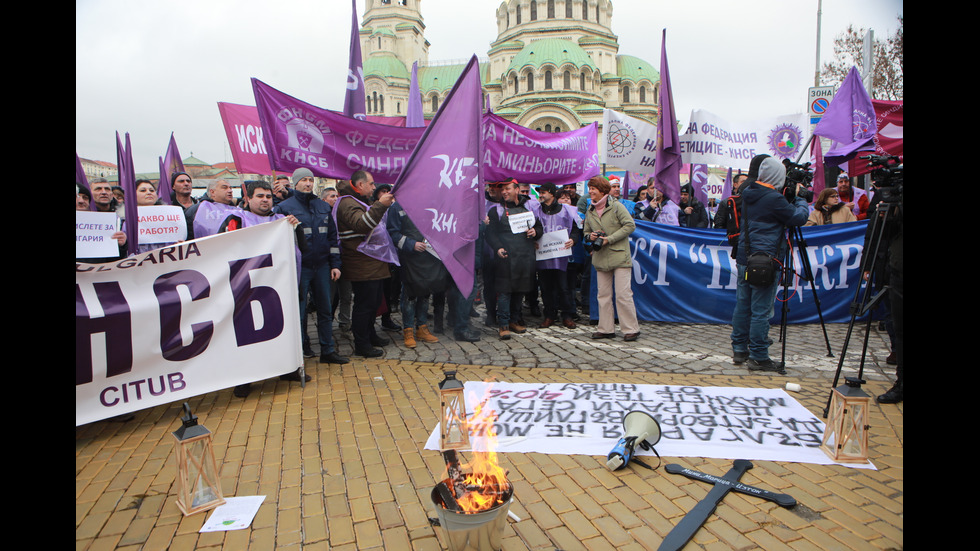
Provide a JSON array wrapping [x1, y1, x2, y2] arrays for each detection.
[[769, 224, 834, 375], [821, 191, 899, 417]]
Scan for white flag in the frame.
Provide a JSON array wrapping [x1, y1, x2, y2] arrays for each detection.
[[602, 109, 658, 172]]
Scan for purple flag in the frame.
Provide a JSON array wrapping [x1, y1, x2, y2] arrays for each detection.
[[720, 167, 733, 202], [407, 61, 424, 128], [76, 153, 97, 211], [655, 29, 682, 204], [252, 78, 424, 183], [116, 132, 138, 256], [813, 66, 877, 165], [691, 164, 709, 206], [810, 136, 826, 197], [344, 0, 366, 120], [392, 55, 483, 295], [157, 133, 184, 205]]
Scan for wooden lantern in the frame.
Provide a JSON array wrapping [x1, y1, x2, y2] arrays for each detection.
[[439, 371, 469, 450], [172, 403, 226, 516], [820, 378, 871, 463]]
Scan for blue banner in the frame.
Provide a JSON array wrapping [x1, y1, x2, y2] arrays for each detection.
[[588, 220, 869, 324]]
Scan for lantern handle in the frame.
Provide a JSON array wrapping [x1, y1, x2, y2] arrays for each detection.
[[180, 402, 199, 427]]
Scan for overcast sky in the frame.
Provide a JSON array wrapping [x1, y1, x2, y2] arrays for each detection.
[[76, 0, 902, 173]]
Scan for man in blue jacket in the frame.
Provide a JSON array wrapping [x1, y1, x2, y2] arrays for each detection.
[[730, 156, 809, 371], [275, 168, 349, 367]]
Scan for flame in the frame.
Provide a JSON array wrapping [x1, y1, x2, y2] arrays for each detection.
[[453, 385, 509, 513]]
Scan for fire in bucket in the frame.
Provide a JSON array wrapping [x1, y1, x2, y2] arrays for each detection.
[[431, 384, 514, 551]]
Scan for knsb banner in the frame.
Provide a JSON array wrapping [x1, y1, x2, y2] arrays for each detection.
[[589, 220, 869, 324], [252, 78, 426, 184], [482, 112, 600, 186], [679, 110, 811, 170], [75, 220, 302, 426]]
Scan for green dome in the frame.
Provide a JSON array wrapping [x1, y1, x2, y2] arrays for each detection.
[[363, 53, 409, 80], [507, 39, 598, 74], [616, 55, 659, 84], [418, 63, 490, 94]]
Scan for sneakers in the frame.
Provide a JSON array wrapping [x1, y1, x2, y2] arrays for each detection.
[[746, 358, 782, 372]]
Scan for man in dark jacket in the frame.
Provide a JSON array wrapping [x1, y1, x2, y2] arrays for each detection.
[[486, 180, 543, 340], [678, 183, 710, 228], [730, 157, 809, 371], [275, 168, 348, 366], [334, 171, 396, 357]]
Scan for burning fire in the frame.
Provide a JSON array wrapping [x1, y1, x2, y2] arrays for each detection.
[[443, 385, 510, 514]]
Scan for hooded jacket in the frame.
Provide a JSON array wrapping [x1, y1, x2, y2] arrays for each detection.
[[735, 157, 809, 266]]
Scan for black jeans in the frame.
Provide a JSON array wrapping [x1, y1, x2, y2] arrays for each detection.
[[350, 279, 385, 352]]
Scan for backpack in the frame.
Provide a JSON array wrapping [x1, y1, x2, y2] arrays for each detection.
[[724, 194, 743, 258]]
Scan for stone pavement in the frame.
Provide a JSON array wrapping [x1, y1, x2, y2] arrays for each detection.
[[76, 308, 903, 550]]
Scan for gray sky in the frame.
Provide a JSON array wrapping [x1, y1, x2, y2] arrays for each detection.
[[76, 0, 902, 173]]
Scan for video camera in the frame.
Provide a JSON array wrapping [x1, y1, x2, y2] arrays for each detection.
[[780, 159, 814, 203]]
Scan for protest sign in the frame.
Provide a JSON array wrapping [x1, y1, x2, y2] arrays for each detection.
[[535, 229, 571, 261], [76, 211, 121, 258], [75, 220, 302, 426], [424, 381, 873, 468], [136, 205, 187, 244]]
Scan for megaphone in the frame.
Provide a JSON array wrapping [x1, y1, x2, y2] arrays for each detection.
[[606, 411, 662, 471]]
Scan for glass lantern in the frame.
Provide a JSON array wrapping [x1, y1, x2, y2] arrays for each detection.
[[172, 403, 226, 516], [820, 378, 871, 463], [439, 371, 469, 450]]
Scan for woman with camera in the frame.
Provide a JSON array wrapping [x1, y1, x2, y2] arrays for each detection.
[[583, 176, 641, 342]]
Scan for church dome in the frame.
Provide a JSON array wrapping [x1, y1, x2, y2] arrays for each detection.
[[507, 38, 598, 74], [363, 52, 410, 81], [616, 54, 659, 85]]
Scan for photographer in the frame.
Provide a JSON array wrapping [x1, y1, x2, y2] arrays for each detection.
[[584, 176, 640, 341], [730, 156, 809, 371]]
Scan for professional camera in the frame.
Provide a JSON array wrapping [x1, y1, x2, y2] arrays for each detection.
[[584, 231, 607, 253], [780, 159, 814, 203], [862, 154, 902, 192]]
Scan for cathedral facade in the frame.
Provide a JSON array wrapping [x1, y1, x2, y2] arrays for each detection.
[[360, 0, 660, 134]]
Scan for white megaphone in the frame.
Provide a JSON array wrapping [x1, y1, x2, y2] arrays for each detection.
[[606, 411, 662, 471]]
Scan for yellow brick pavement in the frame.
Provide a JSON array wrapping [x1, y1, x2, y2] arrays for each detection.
[[76, 358, 903, 550]]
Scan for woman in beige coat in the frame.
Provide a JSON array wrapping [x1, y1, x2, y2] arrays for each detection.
[[805, 188, 858, 226], [583, 176, 640, 341]]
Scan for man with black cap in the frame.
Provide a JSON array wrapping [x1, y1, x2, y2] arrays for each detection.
[[678, 183, 709, 228], [275, 168, 349, 367], [534, 182, 580, 329], [170, 172, 198, 210], [730, 156, 809, 371]]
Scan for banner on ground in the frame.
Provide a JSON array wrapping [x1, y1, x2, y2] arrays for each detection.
[[679, 110, 811, 170], [482, 112, 600, 186], [589, 220, 869, 324], [75, 220, 302, 426], [423, 381, 873, 468]]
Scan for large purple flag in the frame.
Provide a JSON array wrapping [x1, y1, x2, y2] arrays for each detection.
[[654, 29, 682, 204], [157, 133, 184, 205], [392, 55, 483, 295], [344, 0, 366, 120], [116, 132, 138, 256], [813, 66, 877, 166], [252, 78, 424, 183], [407, 61, 424, 128]]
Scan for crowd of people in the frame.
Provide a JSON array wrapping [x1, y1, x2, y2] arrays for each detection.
[[76, 159, 901, 404]]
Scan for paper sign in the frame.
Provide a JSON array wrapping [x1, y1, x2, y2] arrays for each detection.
[[76, 211, 121, 258], [508, 211, 535, 234], [136, 205, 187, 244], [535, 229, 572, 261], [200, 496, 266, 532]]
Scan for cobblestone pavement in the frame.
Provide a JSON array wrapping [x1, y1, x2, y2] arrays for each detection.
[[76, 303, 903, 550]]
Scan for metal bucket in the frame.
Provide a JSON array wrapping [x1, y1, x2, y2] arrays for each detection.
[[430, 481, 514, 551]]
